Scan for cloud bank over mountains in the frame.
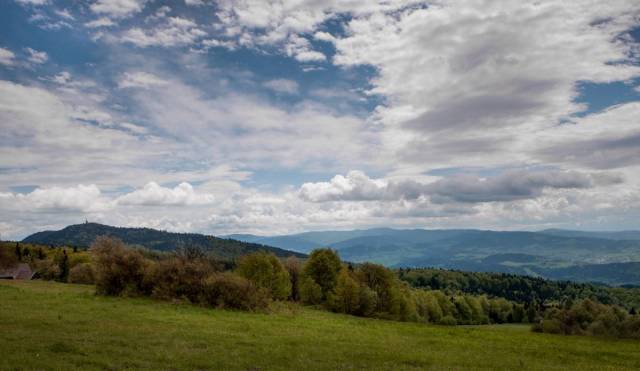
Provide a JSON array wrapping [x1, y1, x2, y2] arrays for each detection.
[[298, 170, 622, 204], [0, 0, 639, 238]]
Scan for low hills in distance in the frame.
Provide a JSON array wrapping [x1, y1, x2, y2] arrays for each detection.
[[226, 228, 640, 286], [22, 223, 305, 260], [539, 229, 640, 241]]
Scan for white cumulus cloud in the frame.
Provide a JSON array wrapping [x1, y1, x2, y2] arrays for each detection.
[[0, 184, 110, 212], [263, 78, 299, 94], [24, 47, 48, 64], [0, 47, 16, 66], [118, 72, 169, 89], [116, 182, 215, 206], [90, 0, 147, 19], [120, 17, 206, 47]]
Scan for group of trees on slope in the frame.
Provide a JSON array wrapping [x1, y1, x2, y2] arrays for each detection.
[[80, 237, 539, 325], [3, 239, 639, 338], [533, 299, 640, 338], [399, 268, 640, 310], [0, 241, 89, 283]]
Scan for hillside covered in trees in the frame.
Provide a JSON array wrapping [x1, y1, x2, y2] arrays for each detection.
[[4, 238, 640, 339], [22, 223, 305, 260], [399, 268, 640, 310]]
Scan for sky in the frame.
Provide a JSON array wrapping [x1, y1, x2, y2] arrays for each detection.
[[1, 0, 640, 240]]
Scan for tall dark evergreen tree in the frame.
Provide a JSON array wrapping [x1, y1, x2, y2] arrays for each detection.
[[59, 250, 69, 282], [15, 243, 22, 261], [527, 301, 538, 323]]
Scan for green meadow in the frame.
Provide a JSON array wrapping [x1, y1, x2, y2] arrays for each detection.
[[1, 280, 639, 370]]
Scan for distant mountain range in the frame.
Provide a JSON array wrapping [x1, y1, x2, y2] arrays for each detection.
[[225, 228, 640, 286], [539, 229, 640, 241], [23, 223, 305, 260]]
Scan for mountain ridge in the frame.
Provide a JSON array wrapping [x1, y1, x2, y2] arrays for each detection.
[[23, 223, 306, 260]]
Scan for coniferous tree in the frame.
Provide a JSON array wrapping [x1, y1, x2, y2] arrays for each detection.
[[58, 250, 69, 282], [527, 301, 538, 323], [15, 243, 22, 261]]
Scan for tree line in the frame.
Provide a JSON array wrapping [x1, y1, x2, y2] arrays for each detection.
[[3, 238, 639, 338], [82, 237, 534, 325], [0, 241, 86, 283], [399, 267, 640, 310], [533, 299, 640, 338]]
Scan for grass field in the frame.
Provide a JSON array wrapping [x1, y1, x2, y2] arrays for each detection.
[[1, 281, 639, 370]]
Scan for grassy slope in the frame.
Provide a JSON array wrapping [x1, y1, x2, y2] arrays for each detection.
[[1, 281, 639, 371]]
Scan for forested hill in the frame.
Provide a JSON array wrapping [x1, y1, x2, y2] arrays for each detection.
[[22, 223, 306, 260], [399, 268, 640, 310]]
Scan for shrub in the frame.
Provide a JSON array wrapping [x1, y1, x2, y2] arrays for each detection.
[[299, 274, 323, 305], [150, 256, 217, 302], [32, 259, 60, 280], [438, 315, 458, 326], [621, 316, 640, 338], [199, 272, 270, 311], [488, 298, 512, 324], [0, 246, 17, 268], [91, 236, 152, 296], [236, 252, 291, 300], [69, 253, 91, 268], [534, 299, 640, 338], [68, 263, 95, 284], [356, 285, 378, 317], [541, 318, 564, 334], [303, 249, 342, 300]]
